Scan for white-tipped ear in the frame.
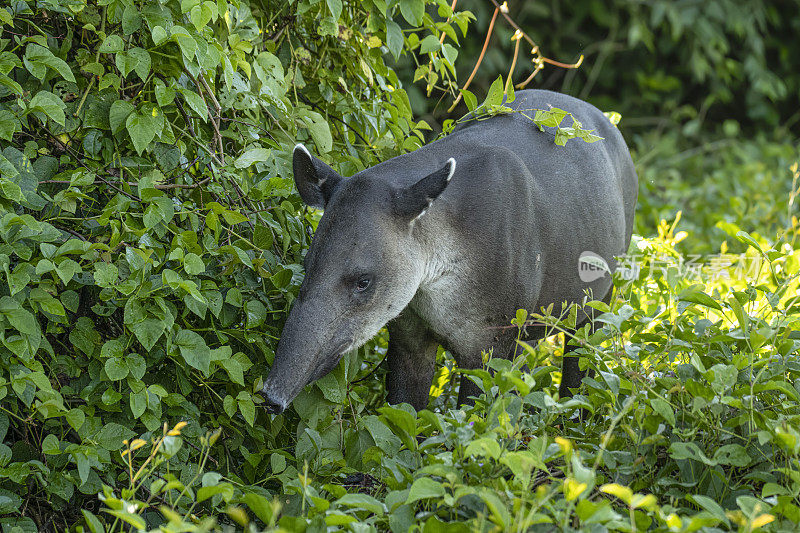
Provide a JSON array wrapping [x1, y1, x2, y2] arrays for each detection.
[[294, 143, 311, 158], [446, 157, 456, 182], [394, 158, 456, 222], [292, 144, 343, 209]]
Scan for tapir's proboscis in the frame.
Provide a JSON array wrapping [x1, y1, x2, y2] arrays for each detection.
[[260, 90, 638, 413]]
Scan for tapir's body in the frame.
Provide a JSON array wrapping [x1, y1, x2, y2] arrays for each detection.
[[261, 90, 638, 412]]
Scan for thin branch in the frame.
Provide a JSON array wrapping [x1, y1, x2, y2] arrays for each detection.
[[185, 69, 225, 165], [52, 224, 89, 241], [199, 73, 225, 163], [447, 5, 499, 112], [505, 31, 523, 94], [174, 98, 197, 139], [218, 117, 276, 142]]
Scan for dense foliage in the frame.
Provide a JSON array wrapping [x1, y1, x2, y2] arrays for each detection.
[[0, 0, 471, 528], [417, 0, 800, 135], [0, 0, 798, 531]]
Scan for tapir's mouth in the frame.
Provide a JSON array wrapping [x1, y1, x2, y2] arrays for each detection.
[[259, 338, 352, 414]]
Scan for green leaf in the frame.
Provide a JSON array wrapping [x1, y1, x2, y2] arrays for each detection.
[[151, 25, 168, 45], [706, 363, 737, 395], [0, 110, 20, 141], [93, 262, 119, 288], [115, 47, 151, 81], [174, 329, 211, 375], [56, 259, 81, 285], [270, 268, 293, 289], [99, 35, 124, 53], [26, 91, 66, 126], [105, 357, 129, 381], [181, 89, 208, 121], [297, 109, 333, 153], [109, 100, 134, 134], [197, 483, 234, 503], [668, 442, 716, 466], [713, 444, 751, 467], [335, 493, 386, 515], [326, 0, 342, 20], [154, 82, 175, 107], [126, 111, 158, 154], [104, 511, 145, 530], [42, 433, 60, 455], [465, 437, 501, 459], [0, 7, 12, 26], [96, 423, 135, 450], [688, 494, 729, 523], [0, 296, 38, 335], [678, 287, 722, 310], [129, 319, 164, 352], [0, 177, 23, 202], [223, 395, 236, 417], [399, 0, 425, 26], [650, 397, 675, 426], [483, 76, 504, 107], [461, 89, 477, 112], [735, 230, 763, 253], [66, 408, 85, 431], [237, 392, 255, 426], [30, 288, 66, 316], [245, 299, 266, 328], [241, 493, 273, 523], [220, 359, 244, 385], [82, 510, 105, 533], [419, 35, 441, 54], [234, 147, 271, 169], [183, 253, 205, 275], [406, 478, 445, 503], [190, 3, 214, 30], [130, 389, 147, 418], [385, 20, 403, 60], [24, 43, 76, 82], [378, 405, 417, 450], [122, 4, 142, 35]]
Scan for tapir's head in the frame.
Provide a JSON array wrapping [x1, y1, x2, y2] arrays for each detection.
[[259, 145, 455, 413]]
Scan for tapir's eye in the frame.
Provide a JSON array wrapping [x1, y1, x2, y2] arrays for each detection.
[[354, 275, 372, 293]]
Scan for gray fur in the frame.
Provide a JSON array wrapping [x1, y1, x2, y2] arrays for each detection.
[[260, 90, 638, 412]]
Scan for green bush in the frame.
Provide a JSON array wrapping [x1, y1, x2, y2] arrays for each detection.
[[0, 0, 472, 528], [412, 0, 800, 136], [90, 228, 800, 532]]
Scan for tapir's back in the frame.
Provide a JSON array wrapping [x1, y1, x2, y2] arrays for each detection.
[[365, 89, 637, 320]]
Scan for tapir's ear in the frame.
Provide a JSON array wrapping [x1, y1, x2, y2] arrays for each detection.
[[394, 158, 456, 222], [293, 144, 343, 209]]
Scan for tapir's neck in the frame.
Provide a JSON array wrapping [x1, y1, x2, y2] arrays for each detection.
[[413, 213, 461, 290]]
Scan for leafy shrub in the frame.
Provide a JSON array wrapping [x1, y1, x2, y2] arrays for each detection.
[[414, 0, 800, 136], [85, 227, 800, 531], [0, 0, 472, 528]]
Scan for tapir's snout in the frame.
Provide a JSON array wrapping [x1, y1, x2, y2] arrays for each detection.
[[260, 294, 355, 413], [258, 386, 287, 414]]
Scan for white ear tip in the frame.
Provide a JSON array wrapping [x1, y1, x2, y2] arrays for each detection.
[[294, 143, 311, 157], [446, 157, 456, 181]]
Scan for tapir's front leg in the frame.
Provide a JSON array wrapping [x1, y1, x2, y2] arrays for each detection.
[[386, 308, 439, 411]]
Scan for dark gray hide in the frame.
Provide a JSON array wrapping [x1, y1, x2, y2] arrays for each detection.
[[260, 90, 638, 412]]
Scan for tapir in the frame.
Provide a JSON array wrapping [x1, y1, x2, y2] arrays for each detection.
[[260, 89, 637, 413]]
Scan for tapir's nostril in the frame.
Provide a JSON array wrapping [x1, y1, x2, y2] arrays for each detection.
[[258, 389, 286, 414]]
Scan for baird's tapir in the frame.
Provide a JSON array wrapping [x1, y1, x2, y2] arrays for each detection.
[[260, 89, 637, 413]]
